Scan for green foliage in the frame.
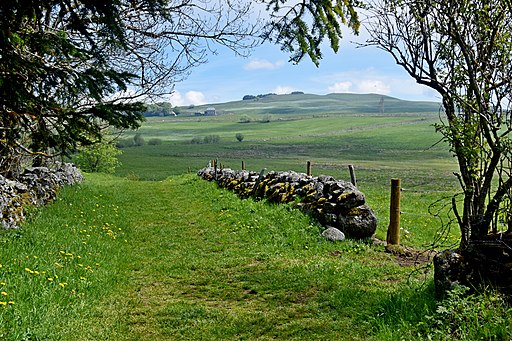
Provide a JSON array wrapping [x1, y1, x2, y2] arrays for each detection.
[[235, 133, 245, 142], [418, 286, 512, 340], [0, 0, 258, 177], [203, 135, 220, 144], [262, 0, 361, 65], [73, 143, 122, 174], [367, 0, 512, 244], [115, 138, 135, 149], [143, 102, 175, 117], [189, 135, 220, 144], [190, 136, 203, 144], [0, 1, 146, 176]]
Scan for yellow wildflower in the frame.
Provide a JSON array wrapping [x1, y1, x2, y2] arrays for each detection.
[[1, 292, 7, 296]]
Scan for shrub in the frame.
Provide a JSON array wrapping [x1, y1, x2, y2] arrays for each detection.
[[239, 115, 251, 123], [235, 133, 244, 142], [190, 136, 203, 144], [73, 142, 122, 174], [419, 285, 512, 340], [203, 135, 220, 144], [115, 138, 134, 148], [261, 114, 272, 123], [133, 133, 145, 146], [148, 138, 163, 145]]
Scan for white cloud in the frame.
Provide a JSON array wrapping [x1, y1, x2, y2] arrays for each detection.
[[328, 81, 353, 93], [185, 91, 207, 105], [322, 68, 439, 101], [244, 58, 285, 70], [355, 79, 391, 94], [327, 78, 390, 95], [167, 91, 207, 106], [272, 86, 297, 95]]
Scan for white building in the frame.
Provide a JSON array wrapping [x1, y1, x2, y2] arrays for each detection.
[[205, 107, 216, 116]]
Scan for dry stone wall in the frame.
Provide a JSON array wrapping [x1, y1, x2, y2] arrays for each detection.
[[0, 162, 83, 229], [197, 167, 377, 239]]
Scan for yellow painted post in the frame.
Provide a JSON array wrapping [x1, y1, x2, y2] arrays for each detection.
[[387, 178, 401, 245]]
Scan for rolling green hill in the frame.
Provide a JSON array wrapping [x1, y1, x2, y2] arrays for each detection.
[[178, 93, 441, 116]]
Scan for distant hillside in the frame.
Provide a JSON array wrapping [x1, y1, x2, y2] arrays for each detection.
[[176, 93, 441, 116]]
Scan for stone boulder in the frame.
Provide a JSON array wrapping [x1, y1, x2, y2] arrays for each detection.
[[433, 249, 467, 296], [322, 227, 346, 241]]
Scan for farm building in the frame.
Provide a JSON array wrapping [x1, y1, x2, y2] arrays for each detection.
[[205, 107, 216, 116]]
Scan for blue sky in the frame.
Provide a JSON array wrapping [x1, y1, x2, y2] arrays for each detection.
[[167, 25, 440, 107]]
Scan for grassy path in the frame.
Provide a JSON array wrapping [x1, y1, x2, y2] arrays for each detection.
[[2, 173, 439, 340]]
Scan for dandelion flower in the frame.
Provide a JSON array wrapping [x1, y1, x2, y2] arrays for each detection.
[[0, 301, 6, 305], [1, 292, 7, 296], [8, 301, 14, 305]]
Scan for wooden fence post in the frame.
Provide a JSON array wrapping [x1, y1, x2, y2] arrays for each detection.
[[348, 165, 357, 187], [387, 178, 401, 245], [307, 161, 312, 176], [242, 160, 245, 170]]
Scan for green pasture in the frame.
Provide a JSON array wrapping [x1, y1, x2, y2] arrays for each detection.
[[116, 110, 460, 249], [3, 102, 512, 339]]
